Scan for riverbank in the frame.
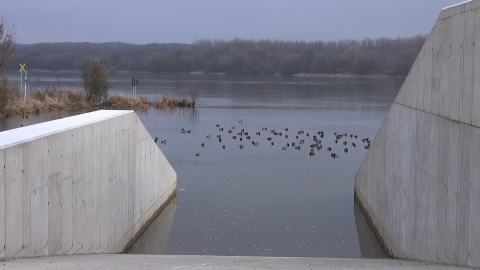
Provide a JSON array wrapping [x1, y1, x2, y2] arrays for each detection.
[[0, 88, 197, 117], [188, 71, 405, 79], [293, 73, 405, 79]]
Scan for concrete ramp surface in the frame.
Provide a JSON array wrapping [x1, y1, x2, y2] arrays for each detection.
[[1, 255, 475, 270], [355, 0, 480, 268]]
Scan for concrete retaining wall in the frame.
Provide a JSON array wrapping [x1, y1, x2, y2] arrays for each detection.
[[355, 0, 480, 267], [0, 110, 176, 259]]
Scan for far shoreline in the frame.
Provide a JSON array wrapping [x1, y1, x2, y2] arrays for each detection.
[[293, 73, 405, 79], [12, 69, 406, 80]]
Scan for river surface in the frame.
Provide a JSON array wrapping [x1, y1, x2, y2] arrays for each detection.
[[1, 72, 402, 258]]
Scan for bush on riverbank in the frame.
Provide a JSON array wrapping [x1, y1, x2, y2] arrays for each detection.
[[0, 86, 197, 117]]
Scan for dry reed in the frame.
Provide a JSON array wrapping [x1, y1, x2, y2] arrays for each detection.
[[0, 86, 198, 117], [103, 93, 141, 108]]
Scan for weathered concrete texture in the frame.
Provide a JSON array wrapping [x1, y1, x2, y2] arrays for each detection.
[[0, 110, 177, 259], [355, 0, 480, 268], [1, 255, 475, 270]]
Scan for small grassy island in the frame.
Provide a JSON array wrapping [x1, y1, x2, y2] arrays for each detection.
[[0, 87, 198, 117]]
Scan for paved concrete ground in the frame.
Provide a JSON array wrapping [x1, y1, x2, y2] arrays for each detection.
[[1, 255, 475, 270]]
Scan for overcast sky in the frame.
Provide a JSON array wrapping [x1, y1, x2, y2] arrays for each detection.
[[3, 0, 464, 44]]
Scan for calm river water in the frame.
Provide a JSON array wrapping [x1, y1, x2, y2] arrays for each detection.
[[1, 72, 402, 258]]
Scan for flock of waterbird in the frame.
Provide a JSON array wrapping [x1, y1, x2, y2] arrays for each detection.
[[156, 120, 372, 159]]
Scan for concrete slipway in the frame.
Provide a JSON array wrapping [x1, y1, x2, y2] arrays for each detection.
[[2, 1, 479, 269], [0, 255, 475, 270]]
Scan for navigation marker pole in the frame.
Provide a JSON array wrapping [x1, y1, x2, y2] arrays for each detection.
[[19, 63, 26, 100], [132, 76, 140, 98], [24, 69, 27, 100], [20, 72, 23, 99]]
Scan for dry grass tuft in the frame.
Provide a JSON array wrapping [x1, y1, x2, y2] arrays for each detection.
[[152, 89, 197, 109], [29, 89, 89, 110], [103, 93, 141, 108], [152, 95, 177, 108], [139, 96, 149, 104]]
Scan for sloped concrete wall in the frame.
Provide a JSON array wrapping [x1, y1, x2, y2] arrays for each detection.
[[355, 0, 480, 267], [0, 110, 176, 259]]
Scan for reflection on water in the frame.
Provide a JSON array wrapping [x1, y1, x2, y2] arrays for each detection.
[[0, 109, 90, 132], [354, 200, 388, 258], [0, 74, 402, 257], [160, 106, 199, 123], [127, 197, 177, 254]]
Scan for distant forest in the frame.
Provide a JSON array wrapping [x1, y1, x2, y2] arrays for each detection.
[[15, 35, 426, 77]]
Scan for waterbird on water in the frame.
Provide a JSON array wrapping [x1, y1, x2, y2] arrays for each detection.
[[188, 123, 370, 161], [154, 137, 158, 143]]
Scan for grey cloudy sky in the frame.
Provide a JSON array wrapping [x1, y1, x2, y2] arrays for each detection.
[[3, 0, 464, 44]]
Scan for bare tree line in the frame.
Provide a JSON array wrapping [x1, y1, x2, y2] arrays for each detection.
[[1, 16, 17, 111], [0, 16, 16, 74], [15, 35, 426, 77]]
